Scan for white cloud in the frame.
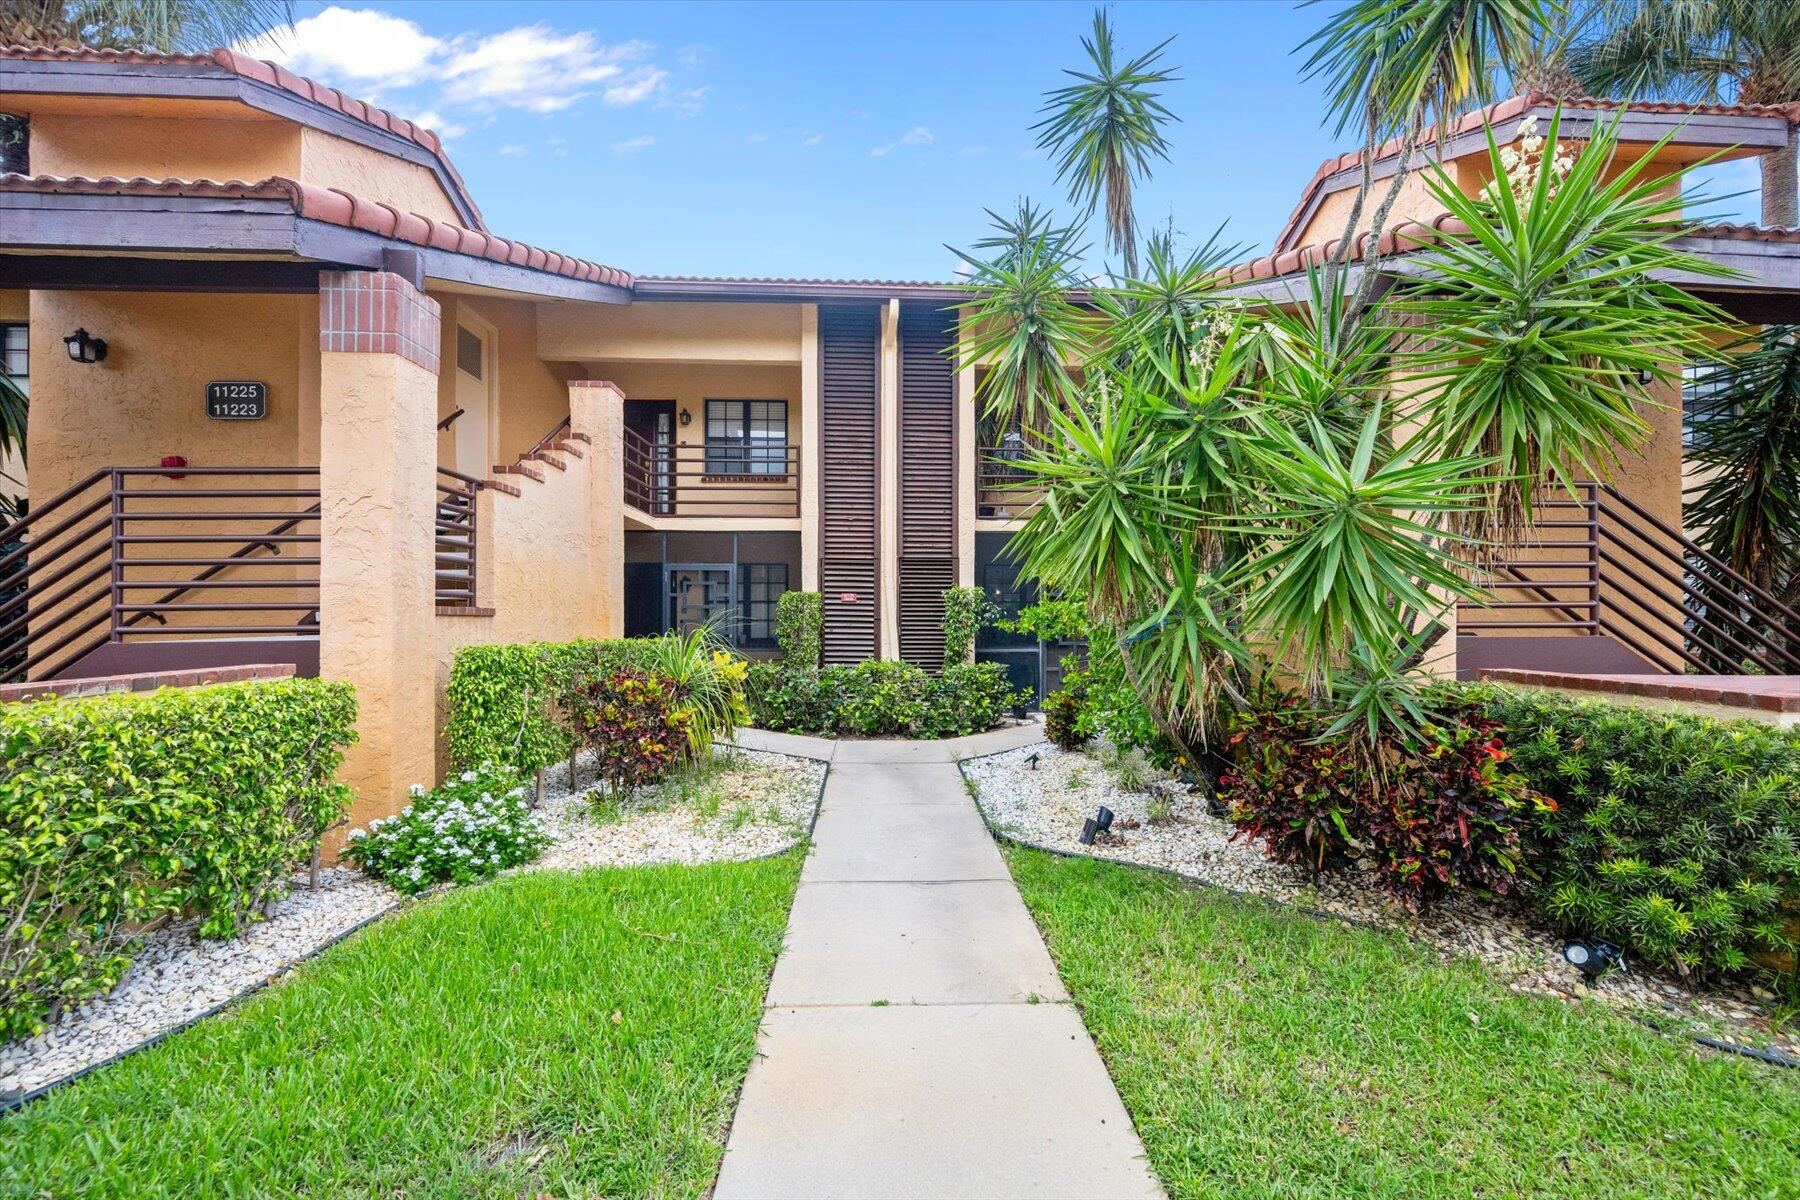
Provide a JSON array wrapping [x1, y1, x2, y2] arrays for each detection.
[[872, 126, 934, 157], [668, 85, 710, 117], [498, 144, 527, 157], [611, 135, 655, 154], [443, 26, 660, 114], [407, 110, 467, 141], [239, 6, 442, 86], [802, 133, 824, 147]]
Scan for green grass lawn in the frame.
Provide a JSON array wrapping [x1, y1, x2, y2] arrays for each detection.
[[1006, 847, 1800, 1200], [2, 856, 801, 1199]]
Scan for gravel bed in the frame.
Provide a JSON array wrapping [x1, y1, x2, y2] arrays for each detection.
[[966, 741, 1798, 1060], [1, 868, 399, 1102], [2, 747, 825, 1104], [532, 745, 826, 870]]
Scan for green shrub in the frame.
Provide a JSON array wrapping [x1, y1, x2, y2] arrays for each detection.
[[0, 678, 357, 1041], [775, 591, 823, 667], [563, 668, 693, 794], [343, 762, 548, 896], [445, 638, 660, 774], [1475, 684, 1800, 980], [1220, 691, 1548, 910], [634, 626, 749, 754], [941, 586, 997, 665], [1004, 599, 1169, 763], [1045, 687, 1088, 750], [745, 660, 1023, 738]]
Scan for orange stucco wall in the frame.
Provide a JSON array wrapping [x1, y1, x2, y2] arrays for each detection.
[[432, 293, 580, 467], [24, 107, 465, 226]]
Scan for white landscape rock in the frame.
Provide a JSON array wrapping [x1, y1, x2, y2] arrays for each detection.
[[966, 741, 1797, 1059], [2, 747, 825, 1102]]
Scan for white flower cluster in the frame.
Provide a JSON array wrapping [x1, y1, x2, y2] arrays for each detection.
[[1486, 116, 1578, 205], [342, 761, 550, 895], [1186, 302, 1244, 372]]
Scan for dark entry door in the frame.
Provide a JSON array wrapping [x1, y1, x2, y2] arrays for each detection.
[[624, 400, 677, 515], [976, 541, 1044, 704]]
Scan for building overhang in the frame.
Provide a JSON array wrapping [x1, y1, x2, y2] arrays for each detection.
[[0, 183, 632, 304]]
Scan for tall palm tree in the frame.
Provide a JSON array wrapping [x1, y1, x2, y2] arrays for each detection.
[[1573, 0, 1800, 226], [0, 1, 294, 172], [1300, 0, 1547, 320], [1034, 7, 1179, 281]]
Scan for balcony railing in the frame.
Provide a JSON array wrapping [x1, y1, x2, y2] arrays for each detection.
[[435, 467, 483, 607], [623, 426, 801, 519], [0, 467, 321, 683], [977, 446, 1042, 520]]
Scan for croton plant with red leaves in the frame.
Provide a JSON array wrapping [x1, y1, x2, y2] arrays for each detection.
[[563, 668, 694, 795], [1219, 693, 1554, 910]]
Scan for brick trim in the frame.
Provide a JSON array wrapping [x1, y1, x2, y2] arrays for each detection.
[[319, 270, 441, 374], [0, 663, 295, 704], [1480, 669, 1800, 714]]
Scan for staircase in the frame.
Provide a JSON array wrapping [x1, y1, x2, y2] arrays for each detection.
[[1456, 482, 1800, 680]]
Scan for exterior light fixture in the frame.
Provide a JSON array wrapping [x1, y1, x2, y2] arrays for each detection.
[[1562, 938, 1624, 984], [1011, 698, 1031, 720], [64, 328, 106, 364], [1079, 806, 1115, 846], [1025, 752, 1040, 771], [678, 408, 693, 427]]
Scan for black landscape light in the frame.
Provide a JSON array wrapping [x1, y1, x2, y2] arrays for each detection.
[[1079, 806, 1115, 846], [1025, 752, 1040, 771], [1562, 938, 1624, 984]]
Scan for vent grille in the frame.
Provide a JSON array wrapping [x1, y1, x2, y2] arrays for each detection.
[[819, 304, 881, 662], [898, 556, 955, 669], [898, 303, 956, 558]]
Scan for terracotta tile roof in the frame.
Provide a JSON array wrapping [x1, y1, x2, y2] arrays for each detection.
[[642, 274, 958, 288], [1227, 214, 1800, 286], [1272, 92, 1800, 254], [0, 43, 486, 231], [0, 173, 633, 288]]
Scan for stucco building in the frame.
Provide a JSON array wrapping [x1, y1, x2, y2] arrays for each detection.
[[2, 48, 1797, 824]]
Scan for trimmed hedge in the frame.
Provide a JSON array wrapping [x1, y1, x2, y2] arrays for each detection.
[[745, 659, 1024, 739], [1, 678, 357, 1040], [1472, 684, 1800, 980], [444, 638, 659, 774], [775, 591, 822, 666]]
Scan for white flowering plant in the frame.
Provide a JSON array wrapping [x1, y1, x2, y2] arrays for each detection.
[[342, 763, 550, 896]]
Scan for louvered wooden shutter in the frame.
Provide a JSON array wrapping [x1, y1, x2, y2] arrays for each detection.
[[897, 303, 957, 669], [819, 303, 881, 664]]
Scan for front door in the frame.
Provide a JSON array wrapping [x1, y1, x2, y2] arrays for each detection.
[[624, 400, 677, 515], [453, 324, 492, 479], [667, 565, 731, 636]]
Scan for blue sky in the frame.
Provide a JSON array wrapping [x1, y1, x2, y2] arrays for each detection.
[[254, 1, 1759, 282]]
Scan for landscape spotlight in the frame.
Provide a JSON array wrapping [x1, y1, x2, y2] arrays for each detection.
[[1025, 752, 1040, 771], [1561, 938, 1624, 984], [1079, 806, 1115, 846]]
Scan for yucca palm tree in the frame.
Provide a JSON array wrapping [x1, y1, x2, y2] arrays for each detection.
[[1684, 327, 1800, 605], [1034, 7, 1178, 280], [1573, 0, 1800, 226]]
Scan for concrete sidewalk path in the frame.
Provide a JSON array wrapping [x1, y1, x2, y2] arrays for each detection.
[[714, 726, 1163, 1200]]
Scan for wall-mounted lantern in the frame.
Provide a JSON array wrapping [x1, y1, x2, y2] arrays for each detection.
[[64, 328, 107, 364], [678, 407, 694, 427]]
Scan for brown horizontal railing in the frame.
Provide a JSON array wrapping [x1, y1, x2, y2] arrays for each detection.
[[622, 425, 800, 518], [977, 446, 1041, 519], [0, 467, 320, 684], [435, 467, 483, 607], [1457, 481, 1800, 675]]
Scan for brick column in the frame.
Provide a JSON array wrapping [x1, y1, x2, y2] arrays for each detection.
[[570, 379, 624, 637], [317, 270, 441, 836]]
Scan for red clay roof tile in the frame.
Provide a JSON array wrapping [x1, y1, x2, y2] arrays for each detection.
[[0, 43, 486, 231], [0, 172, 633, 290], [1272, 92, 1800, 254]]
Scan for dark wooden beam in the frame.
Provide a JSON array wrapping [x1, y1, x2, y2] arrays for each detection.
[[0, 253, 323, 292]]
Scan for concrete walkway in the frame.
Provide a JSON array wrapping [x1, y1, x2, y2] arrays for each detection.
[[716, 725, 1163, 1200]]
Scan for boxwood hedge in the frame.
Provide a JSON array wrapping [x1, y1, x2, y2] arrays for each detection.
[[1, 677, 357, 1041], [444, 638, 659, 774]]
